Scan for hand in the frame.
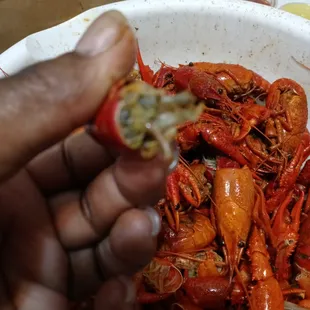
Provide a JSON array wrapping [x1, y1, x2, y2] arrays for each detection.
[[0, 11, 174, 310]]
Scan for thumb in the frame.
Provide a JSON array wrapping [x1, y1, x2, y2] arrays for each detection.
[[94, 276, 137, 310], [0, 10, 136, 181]]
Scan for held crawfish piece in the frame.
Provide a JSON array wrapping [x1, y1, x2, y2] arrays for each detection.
[[213, 166, 255, 281], [92, 79, 204, 161]]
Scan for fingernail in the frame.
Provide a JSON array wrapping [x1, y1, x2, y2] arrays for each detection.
[[144, 206, 161, 236], [76, 10, 129, 56], [168, 146, 179, 174], [118, 275, 136, 304]]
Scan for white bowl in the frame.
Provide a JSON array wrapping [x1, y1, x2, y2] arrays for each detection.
[[0, 0, 310, 128], [0, 2, 309, 308]]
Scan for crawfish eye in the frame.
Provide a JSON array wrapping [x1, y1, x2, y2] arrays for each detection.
[[217, 88, 224, 95], [188, 62, 194, 67], [220, 239, 225, 246], [238, 240, 246, 248], [165, 73, 173, 79], [286, 239, 295, 246], [298, 253, 309, 259]]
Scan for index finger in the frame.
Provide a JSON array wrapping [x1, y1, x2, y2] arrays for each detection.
[[27, 130, 116, 194]]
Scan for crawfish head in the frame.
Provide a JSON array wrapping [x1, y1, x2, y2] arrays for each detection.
[[173, 66, 228, 102], [152, 64, 177, 89], [189, 61, 270, 98], [93, 80, 204, 161], [213, 167, 255, 280], [142, 257, 183, 294], [161, 212, 216, 253]]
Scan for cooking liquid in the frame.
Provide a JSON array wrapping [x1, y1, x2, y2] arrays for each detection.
[[280, 3, 310, 19]]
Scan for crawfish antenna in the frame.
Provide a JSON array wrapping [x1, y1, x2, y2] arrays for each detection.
[[234, 265, 254, 310]]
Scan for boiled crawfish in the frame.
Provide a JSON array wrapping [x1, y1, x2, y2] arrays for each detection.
[[213, 166, 255, 280], [159, 211, 216, 253], [97, 44, 310, 310], [135, 257, 183, 304], [265, 78, 308, 156], [164, 160, 211, 231], [247, 225, 284, 310], [294, 202, 310, 308]]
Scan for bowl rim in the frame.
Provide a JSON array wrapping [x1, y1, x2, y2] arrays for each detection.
[[0, 0, 310, 75]]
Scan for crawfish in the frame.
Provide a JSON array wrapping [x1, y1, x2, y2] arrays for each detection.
[[265, 78, 308, 156], [247, 225, 284, 310], [160, 249, 225, 278], [181, 256, 230, 310], [213, 166, 255, 280], [189, 62, 271, 99], [91, 79, 204, 161], [182, 275, 230, 310], [294, 202, 310, 308], [177, 112, 248, 167], [272, 189, 304, 283], [238, 78, 308, 178], [134, 257, 183, 304], [228, 99, 272, 142], [298, 159, 310, 189], [165, 161, 211, 231], [172, 294, 204, 310], [266, 142, 305, 212], [137, 49, 228, 99], [168, 65, 231, 103], [159, 211, 216, 253]]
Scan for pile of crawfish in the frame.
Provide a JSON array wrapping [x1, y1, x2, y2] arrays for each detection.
[[71, 46, 310, 310]]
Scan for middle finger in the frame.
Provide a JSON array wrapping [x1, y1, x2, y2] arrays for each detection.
[[49, 153, 168, 250]]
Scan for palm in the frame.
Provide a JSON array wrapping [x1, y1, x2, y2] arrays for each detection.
[[0, 170, 68, 310]]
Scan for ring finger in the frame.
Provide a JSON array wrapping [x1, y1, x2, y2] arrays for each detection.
[[68, 207, 160, 299]]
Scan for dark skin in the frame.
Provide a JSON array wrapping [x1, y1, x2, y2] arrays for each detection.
[[0, 11, 173, 310]]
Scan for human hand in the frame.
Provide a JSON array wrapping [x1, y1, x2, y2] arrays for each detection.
[[0, 11, 174, 310]]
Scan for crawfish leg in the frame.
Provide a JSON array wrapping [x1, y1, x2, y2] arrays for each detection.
[[279, 143, 304, 188], [178, 165, 202, 207], [253, 183, 276, 247], [245, 136, 282, 164], [164, 203, 180, 232], [305, 188, 310, 214]]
